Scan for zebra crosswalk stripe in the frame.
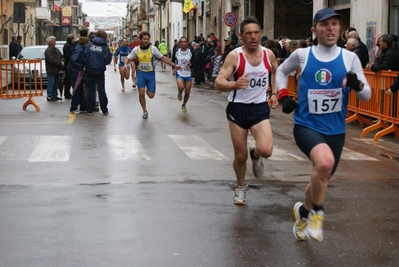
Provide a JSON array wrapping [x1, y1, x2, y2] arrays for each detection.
[[28, 136, 72, 162], [341, 147, 379, 161], [168, 135, 228, 160], [107, 135, 150, 160], [0, 135, 381, 162]]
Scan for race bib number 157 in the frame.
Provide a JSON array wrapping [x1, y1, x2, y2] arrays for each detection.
[[308, 88, 342, 114]]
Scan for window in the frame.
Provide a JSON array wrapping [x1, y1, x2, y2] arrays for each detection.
[[331, 0, 350, 4]]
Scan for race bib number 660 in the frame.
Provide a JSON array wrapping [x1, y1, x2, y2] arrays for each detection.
[[139, 62, 151, 71], [308, 88, 342, 114]]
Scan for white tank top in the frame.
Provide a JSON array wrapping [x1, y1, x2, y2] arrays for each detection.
[[175, 48, 192, 77], [228, 46, 271, 104]]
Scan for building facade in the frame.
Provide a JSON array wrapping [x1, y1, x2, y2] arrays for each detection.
[[1, 0, 398, 61], [119, 0, 396, 61], [0, 0, 85, 59]]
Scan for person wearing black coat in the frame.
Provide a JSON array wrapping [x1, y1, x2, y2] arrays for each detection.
[[45, 36, 64, 101], [367, 34, 399, 72], [9, 36, 21, 59], [62, 34, 74, 99], [191, 42, 203, 85], [68, 37, 88, 113], [347, 30, 369, 68]]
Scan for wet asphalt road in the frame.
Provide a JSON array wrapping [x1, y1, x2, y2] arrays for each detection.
[[0, 64, 398, 266]]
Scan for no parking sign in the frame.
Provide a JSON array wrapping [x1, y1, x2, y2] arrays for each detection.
[[224, 12, 238, 27]]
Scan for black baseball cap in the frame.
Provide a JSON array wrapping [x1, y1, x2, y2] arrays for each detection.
[[313, 8, 343, 25]]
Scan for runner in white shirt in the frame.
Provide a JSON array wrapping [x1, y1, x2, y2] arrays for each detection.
[[215, 16, 279, 205], [172, 37, 193, 112]]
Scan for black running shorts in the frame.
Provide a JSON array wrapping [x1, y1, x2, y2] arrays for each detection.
[[293, 124, 345, 175], [226, 102, 270, 130]]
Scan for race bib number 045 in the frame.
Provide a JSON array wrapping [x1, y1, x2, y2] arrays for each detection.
[[308, 88, 342, 114]]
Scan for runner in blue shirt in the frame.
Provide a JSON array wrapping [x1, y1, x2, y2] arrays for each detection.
[[114, 38, 132, 92], [276, 8, 371, 242]]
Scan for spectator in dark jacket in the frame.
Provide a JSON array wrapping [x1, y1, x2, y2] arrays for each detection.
[[63, 34, 74, 99], [204, 39, 217, 80], [386, 73, 399, 96], [366, 34, 399, 72], [347, 30, 369, 68], [221, 39, 236, 64], [192, 42, 203, 85], [198, 38, 208, 83], [45, 36, 64, 101], [390, 34, 399, 54], [230, 29, 238, 45], [68, 37, 89, 114], [84, 30, 112, 115], [9, 35, 21, 59]]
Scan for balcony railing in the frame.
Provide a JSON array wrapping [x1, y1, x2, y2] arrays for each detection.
[[35, 7, 51, 21]]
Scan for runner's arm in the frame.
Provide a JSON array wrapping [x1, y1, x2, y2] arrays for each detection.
[[214, 50, 247, 92]]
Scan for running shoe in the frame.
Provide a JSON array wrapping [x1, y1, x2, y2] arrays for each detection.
[[181, 104, 187, 112], [306, 209, 325, 242], [132, 81, 136, 88], [293, 202, 307, 241], [177, 91, 182, 101], [249, 147, 264, 178], [70, 109, 81, 114], [233, 184, 248, 205], [142, 111, 148, 119]]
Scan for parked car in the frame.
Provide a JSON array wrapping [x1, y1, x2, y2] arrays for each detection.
[[13, 44, 64, 88]]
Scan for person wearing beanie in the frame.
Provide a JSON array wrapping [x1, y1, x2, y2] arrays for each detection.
[[261, 36, 268, 43]]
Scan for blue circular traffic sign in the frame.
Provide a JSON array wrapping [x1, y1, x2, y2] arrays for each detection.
[[224, 12, 238, 27]]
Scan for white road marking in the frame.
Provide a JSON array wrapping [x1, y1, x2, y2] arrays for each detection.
[[0, 136, 7, 145], [269, 147, 307, 161], [341, 147, 379, 161], [169, 135, 228, 160], [247, 139, 307, 161], [0, 136, 39, 160], [107, 135, 150, 160], [0, 135, 384, 162], [28, 136, 72, 162]]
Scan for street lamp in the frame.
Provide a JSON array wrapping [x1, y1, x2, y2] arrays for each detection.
[[107, 4, 126, 16]]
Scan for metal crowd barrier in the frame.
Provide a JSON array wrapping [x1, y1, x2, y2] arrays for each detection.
[[0, 59, 43, 111], [346, 70, 399, 141]]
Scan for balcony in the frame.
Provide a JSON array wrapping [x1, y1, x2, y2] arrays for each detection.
[[128, 21, 139, 30], [35, 7, 51, 21], [72, 18, 81, 27], [14, 0, 35, 6]]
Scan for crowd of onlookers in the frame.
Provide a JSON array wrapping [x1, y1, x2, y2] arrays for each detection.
[[11, 26, 396, 114], [165, 28, 399, 87]]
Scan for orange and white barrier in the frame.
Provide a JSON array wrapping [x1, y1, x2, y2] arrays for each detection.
[[346, 70, 399, 141], [0, 59, 44, 111]]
